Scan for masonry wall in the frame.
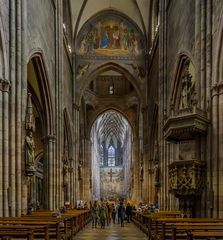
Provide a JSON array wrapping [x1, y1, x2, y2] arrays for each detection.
[[27, 0, 56, 99], [166, 0, 195, 99]]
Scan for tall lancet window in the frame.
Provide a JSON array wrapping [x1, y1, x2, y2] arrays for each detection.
[[108, 145, 115, 167], [99, 144, 104, 166]]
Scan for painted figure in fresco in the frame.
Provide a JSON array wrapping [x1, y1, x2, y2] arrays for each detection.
[[122, 29, 129, 50], [112, 29, 119, 48], [25, 130, 36, 173], [97, 21, 102, 47], [132, 38, 140, 54], [129, 29, 136, 53], [86, 29, 94, 53], [76, 62, 91, 79], [79, 36, 87, 54], [101, 30, 110, 48], [93, 29, 99, 49]]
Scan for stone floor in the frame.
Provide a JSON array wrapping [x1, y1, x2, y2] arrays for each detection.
[[76, 222, 148, 240]]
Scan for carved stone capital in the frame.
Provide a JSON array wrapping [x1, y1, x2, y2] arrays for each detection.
[[73, 103, 80, 111], [0, 78, 11, 92], [218, 81, 223, 95], [211, 84, 218, 97], [45, 134, 56, 142]]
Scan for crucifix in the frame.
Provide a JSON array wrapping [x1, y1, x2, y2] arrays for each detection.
[[108, 168, 115, 182]]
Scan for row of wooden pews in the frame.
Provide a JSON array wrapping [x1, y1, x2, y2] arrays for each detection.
[[0, 209, 91, 239], [132, 211, 223, 239]]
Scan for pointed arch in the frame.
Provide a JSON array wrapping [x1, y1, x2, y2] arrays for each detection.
[[215, 16, 223, 84], [0, 15, 8, 80], [77, 62, 145, 107], [28, 52, 54, 136], [89, 107, 134, 140], [63, 108, 73, 158], [170, 54, 195, 111], [74, 8, 146, 45], [63, 0, 73, 48]]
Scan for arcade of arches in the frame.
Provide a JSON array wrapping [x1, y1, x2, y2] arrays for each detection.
[[0, 0, 223, 220]]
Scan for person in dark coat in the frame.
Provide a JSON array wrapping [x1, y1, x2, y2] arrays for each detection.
[[125, 203, 132, 223], [118, 201, 125, 227]]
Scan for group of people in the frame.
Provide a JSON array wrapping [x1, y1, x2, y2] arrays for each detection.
[[90, 200, 133, 228]]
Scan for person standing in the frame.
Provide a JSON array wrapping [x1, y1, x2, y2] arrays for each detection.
[[111, 204, 116, 224], [118, 202, 125, 227], [125, 203, 132, 223], [90, 201, 99, 228], [99, 203, 107, 229]]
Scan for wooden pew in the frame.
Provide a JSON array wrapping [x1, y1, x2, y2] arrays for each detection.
[[171, 224, 223, 240], [0, 218, 62, 240], [132, 210, 223, 240], [156, 218, 223, 240], [0, 230, 34, 240], [0, 210, 91, 240], [132, 211, 182, 238], [0, 225, 49, 240], [25, 209, 91, 239], [187, 231, 223, 239]]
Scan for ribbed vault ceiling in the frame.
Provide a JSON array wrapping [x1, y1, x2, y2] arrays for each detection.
[[94, 110, 130, 148], [70, 0, 150, 38]]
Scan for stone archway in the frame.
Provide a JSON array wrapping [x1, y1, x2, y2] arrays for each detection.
[[26, 53, 55, 211], [62, 108, 74, 207], [90, 109, 132, 201], [76, 62, 145, 107]]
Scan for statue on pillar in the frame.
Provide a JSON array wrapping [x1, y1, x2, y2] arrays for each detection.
[[140, 156, 144, 182], [62, 154, 70, 203], [154, 142, 160, 187], [153, 141, 160, 209], [78, 159, 83, 181], [180, 61, 195, 109], [25, 131, 35, 173], [25, 93, 36, 176], [63, 158, 69, 187]]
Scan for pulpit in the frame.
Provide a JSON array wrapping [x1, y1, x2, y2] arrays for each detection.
[[169, 160, 205, 197]]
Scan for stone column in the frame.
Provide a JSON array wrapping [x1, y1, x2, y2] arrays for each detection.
[[0, 80, 3, 216], [43, 135, 56, 210], [55, 0, 63, 209], [69, 157, 75, 207], [15, 0, 22, 217], [211, 84, 218, 218], [200, 0, 206, 110], [142, 144, 149, 203], [218, 82, 223, 218], [21, 0, 28, 216], [195, 0, 201, 107], [206, 0, 212, 218], [131, 137, 139, 202], [158, 0, 167, 210], [73, 104, 80, 205], [9, 0, 16, 218], [83, 138, 91, 201], [0, 79, 11, 216]]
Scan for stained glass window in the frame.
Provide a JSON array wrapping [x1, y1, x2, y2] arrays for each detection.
[[108, 145, 115, 166]]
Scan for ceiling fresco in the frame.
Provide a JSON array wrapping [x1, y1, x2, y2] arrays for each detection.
[[76, 12, 145, 57]]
